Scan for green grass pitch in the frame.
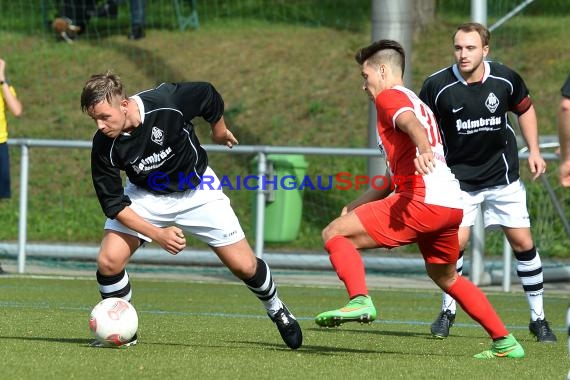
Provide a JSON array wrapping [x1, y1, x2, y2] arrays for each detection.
[[0, 275, 568, 379]]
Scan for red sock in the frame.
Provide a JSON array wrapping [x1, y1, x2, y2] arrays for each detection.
[[325, 235, 368, 298], [447, 276, 509, 339]]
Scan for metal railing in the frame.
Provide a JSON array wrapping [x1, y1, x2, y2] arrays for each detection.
[[7, 138, 381, 271], [6, 138, 564, 291]]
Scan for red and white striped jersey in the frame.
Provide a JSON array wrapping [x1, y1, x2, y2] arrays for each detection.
[[375, 85, 463, 209]]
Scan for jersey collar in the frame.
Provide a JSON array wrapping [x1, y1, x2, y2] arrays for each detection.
[[131, 95, 146, 124], [452, 60, 490, 85]]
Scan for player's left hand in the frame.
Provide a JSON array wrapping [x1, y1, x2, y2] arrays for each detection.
[[212, 129, 238, 148], [527, 152, 546, 180]]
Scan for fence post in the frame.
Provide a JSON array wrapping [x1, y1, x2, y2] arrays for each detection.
[[17, 144, 29, 274], [254, 152, 267, 258]]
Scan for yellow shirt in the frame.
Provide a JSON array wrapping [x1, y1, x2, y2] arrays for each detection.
[[0, 85, 18, 143]]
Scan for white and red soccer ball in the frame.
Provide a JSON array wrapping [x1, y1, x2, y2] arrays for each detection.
[[89, 298, 138, 347]]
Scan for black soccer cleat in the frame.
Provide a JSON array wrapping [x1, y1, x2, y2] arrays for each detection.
[[529, 318, 557, 343], [269, 304, 303, 350], [430, 309, 455, 339]]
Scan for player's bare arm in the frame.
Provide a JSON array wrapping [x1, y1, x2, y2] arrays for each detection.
[[210, 116, 238, 148], [395, 110, 434, 175], [0, 59, 23, 117], [558, 96, 570, 187], [115, 207, 186, 254], [518, 105, 546, 180]]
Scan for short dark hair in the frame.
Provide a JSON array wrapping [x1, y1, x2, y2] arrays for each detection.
[[454, 22, 490, 46], [354, 39, 406, 74], [80, 71, 126, 114]]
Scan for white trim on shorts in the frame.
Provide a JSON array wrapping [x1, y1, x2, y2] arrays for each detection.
[[460, 179, 531, 229], [104, 167, 246, 247]]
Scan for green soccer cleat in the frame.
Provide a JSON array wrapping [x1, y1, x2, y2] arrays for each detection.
[[315, 295, 377, 327], [473, 334, 525, 359]]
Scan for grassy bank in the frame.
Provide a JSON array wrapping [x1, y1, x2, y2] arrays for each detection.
[[1, 3, 569, 256]]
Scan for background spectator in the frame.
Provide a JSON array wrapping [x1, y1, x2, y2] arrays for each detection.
[[558, 75, 570, 187], [0, 57, 24, 274], [95, 0, 146, 39]]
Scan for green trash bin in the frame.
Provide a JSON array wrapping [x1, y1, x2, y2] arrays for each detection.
[[252, 154, 309, 242]]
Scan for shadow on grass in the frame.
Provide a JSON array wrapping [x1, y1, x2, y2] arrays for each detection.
[[0, 335, 231, 349], [0, 334, 476, 357], [233, 340, 382, 354], [307, 326, 432, 338], [308, 326, 483, 340], [0, 336, 91, 345], [234, 339, 468, 357]]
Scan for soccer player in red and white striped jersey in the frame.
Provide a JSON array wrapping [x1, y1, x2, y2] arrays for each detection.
[[314, 39, 524, 359]]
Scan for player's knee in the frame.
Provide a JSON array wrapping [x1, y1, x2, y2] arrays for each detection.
[[321, 223, 338, 243], [510, 241, 534, 253], [97, 252, 126, 275], [426, 263, 457, 291], [240, 259, 257, 279], [229, 255, 257, 280], [429, 275, 455, 292], [433, 276, 456, 292]]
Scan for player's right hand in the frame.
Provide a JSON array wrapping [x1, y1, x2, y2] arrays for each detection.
[[156, 226, 186, 255], [414, 151, 435, 175]]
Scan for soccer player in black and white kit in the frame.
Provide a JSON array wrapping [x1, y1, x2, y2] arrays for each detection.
[[558, 74, 570, 187], [419, 22, 557, 342], [80, 71, 302, 349], [558, 75, 570, 367]]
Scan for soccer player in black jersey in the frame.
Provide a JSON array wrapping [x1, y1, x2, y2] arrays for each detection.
[[558, 75, 570, 362], [558, 75, 570, 187], [419, 22, 556, 342], [80, 71, 302, 349]]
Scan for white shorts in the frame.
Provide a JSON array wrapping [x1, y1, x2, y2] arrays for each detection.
[[460, 179, 531, 229], [104, 167, 246, 247]]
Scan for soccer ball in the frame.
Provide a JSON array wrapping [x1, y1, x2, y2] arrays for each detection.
[[89, 298, 138, 347]]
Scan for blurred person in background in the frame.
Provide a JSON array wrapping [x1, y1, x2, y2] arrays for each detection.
[[60, 0, 97, 34], [558, 75, 570, 379], [95, 0, 146, 39], [0, 57, 23, 274], [558, 75, 570, 187], [127, 0, 145, 40]]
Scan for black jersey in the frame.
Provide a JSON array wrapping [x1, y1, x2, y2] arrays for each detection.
[[91, 82, 224, 218], [419, 61, 530, 192], [562, 75, 570, 98]]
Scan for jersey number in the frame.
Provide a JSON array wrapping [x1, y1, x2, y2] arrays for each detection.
[[419, 103, 442, 147]]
